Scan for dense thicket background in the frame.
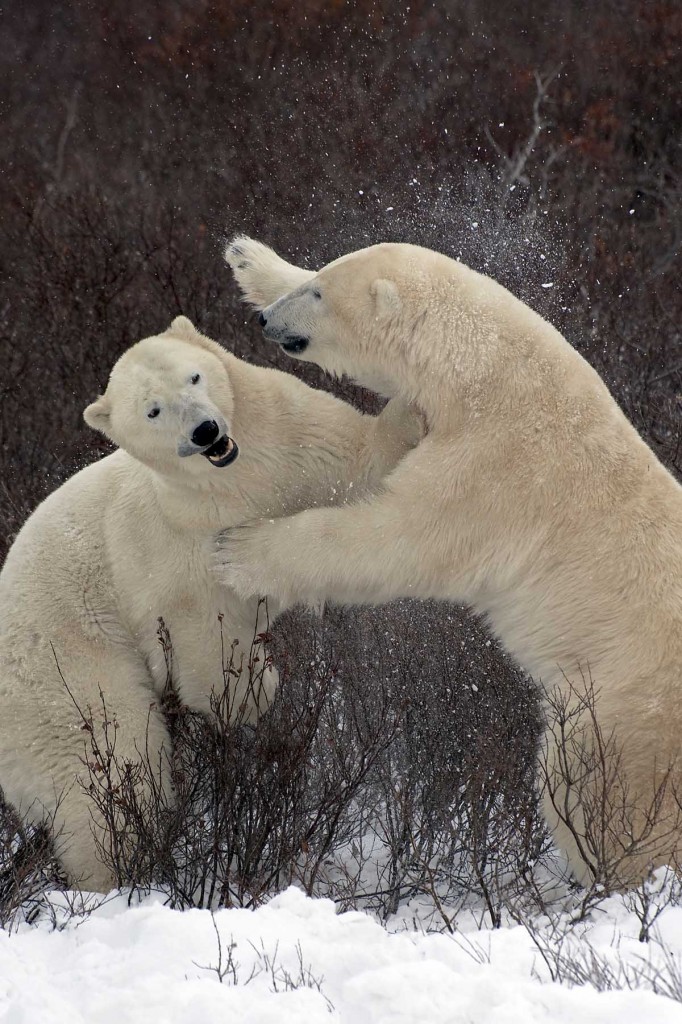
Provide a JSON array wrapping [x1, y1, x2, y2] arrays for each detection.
[[0, 0, 680, 904], [1, 0, 679, 551]]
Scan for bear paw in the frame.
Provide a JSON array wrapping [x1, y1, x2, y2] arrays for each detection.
[[224, 236, 283, 309], [224, 236, 316, 310], [224, 235, 271, 273], [213, 520, 287, 602]]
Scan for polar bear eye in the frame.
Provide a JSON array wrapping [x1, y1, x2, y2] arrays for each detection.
[[147, 407, 161, 420], [312, 289, 322, 300], [191, 373, 201, 385]]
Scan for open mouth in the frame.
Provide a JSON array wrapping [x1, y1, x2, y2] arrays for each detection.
[[281, 335, 309, 354], [201, 434, 239, 468]]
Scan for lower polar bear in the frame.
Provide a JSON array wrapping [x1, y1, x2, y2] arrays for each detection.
[[220, 237, 682, 889], [0, 313, 421, 892]]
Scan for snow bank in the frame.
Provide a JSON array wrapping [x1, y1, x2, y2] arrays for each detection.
[[2, 885, 682, 1022]]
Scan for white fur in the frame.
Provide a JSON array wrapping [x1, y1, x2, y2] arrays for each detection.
[[218, 238, 682, 887], [224, 236, 316, 309], [0, 314, 422, 891]]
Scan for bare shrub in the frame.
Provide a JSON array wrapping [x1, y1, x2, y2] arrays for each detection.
[[528, 915, 682, 1002], [4, 603, 682, 938], [326, 602, 545, 927], [0, 798, 66, 930], [195, 916, 334, 1009], [539, 674, 682, 910], [0, 600, 542, 923], [74, 608, 402, 908], [624, 868, 682, 945]]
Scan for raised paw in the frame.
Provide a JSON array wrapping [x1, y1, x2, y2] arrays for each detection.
[[224, 236, 270, 272], [224, 236, 316, 310]]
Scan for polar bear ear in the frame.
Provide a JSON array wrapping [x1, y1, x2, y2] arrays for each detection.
[[83, 394, 112, 433], [167, 315, 200, 341], [370, 278, 401, 320]]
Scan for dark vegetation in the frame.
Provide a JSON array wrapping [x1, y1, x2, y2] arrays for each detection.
[[0, 0, 679, 923]]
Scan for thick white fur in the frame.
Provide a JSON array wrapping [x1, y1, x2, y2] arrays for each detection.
[[219, 238, 682, 887], [226, 235, 316, 308], [0, 313, 421, 891]]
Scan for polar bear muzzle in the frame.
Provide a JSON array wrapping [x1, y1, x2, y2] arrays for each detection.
[[258, 312, 309, 355], [280, 335, 310, 354], [201, 434, 239, 468]]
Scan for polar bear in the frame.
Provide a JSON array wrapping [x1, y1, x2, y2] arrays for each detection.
[[218, 237, 682, 889], [0, 313, 422, 892]]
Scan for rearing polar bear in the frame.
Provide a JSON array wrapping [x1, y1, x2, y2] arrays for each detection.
[[0, 309, 422, 892], [220, 237, 682, 888]]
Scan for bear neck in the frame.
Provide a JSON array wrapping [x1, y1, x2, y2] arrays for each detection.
[[146, 454, 283, 535], [360, 255, 580, 431], [369, 292, 601, 439]]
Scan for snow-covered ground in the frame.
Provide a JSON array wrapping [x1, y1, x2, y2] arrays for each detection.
[[2, 880, 682, 1022]]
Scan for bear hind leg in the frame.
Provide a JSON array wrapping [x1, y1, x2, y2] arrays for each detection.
[[0, 652, 172, 893]]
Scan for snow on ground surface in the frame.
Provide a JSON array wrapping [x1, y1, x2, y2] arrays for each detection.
[[3, 879, 682, 1023]]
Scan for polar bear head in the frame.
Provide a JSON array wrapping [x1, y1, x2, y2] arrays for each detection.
[[84, 317, 239, 474], [256, 243, 446, 398]]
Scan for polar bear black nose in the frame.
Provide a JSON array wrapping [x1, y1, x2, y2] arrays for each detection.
[[259, 313, 267, 327], [191, 420, 220, 447]]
